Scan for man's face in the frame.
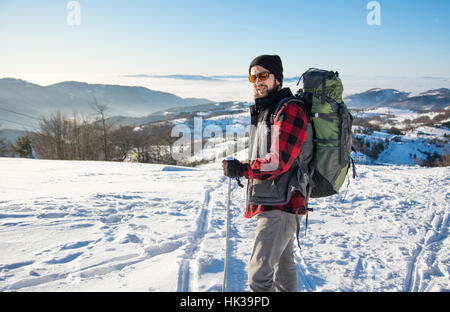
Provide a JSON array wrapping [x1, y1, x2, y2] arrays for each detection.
[[250, 65, 280, 99]]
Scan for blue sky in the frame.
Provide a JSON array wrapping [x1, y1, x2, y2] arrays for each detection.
[[0, 0, 449, 80]]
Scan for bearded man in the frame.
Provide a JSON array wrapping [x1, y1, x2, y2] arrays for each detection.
[[222, 55, 309, 292]]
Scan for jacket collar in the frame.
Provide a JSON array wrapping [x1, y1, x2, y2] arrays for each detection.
[[253, 87, 293, 112]]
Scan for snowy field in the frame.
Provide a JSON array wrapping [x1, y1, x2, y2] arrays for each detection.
[[0, 157, 448, 292]]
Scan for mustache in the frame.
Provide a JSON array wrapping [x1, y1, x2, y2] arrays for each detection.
[[254, 87, 277, 99], [253, 81, 278, 99]]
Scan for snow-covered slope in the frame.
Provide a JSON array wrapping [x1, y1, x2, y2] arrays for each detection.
[[344, 88, 450, 110], [0, 157, 448, 291]]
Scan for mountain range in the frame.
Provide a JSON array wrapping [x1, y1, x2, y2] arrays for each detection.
[[122, 74, 300, 82], [0, 78, 212, 130], [344, 88, 450, 110], [1, 78, 449, 133]]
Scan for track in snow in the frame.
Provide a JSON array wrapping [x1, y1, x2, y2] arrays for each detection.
[[404, 177, 449, 292], [176, 181, 223, 292]]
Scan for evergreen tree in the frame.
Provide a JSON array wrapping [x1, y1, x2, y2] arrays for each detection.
[[10, 135, 33, 158], [0, 137, 9, 156]]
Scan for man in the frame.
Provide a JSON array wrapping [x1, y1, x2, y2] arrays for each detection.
[[222, 55, 309, 292]]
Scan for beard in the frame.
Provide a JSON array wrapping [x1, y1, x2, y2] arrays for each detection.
[[253, 80, 279, 99]]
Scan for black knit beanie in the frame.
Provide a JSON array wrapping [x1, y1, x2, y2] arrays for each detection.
[[249, 54, 283, 86]]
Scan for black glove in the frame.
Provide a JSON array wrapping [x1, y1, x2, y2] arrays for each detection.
[[222, 159, 247, 178]]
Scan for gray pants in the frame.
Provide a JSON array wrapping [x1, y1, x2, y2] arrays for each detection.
[[248, 210, 301, 292]]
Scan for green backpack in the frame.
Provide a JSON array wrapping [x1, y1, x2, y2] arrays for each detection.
[[273, 68, 355, 200]]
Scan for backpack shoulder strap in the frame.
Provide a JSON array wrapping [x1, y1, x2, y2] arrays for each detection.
[[270, 96, 309, 124]]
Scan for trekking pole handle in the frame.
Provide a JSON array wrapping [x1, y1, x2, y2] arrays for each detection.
[[225, 157, 244, 188]]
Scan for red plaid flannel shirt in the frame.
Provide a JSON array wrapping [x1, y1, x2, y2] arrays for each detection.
[[243, 100, 308, 218]]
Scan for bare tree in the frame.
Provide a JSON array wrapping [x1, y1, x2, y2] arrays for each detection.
[[32, 111, 68, 159], [109, 125, 137, 161], [70, 112, 81, 160], [91, 96, 111, 161]]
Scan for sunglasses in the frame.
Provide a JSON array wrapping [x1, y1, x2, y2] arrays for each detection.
[[248, 72, 271, 83]]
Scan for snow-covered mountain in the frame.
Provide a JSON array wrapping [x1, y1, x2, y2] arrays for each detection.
[[397, 88, 450, 111], [344, 88, 410, 109], [1, 77, 449, 167], [107, 101, 249, 128], [345, 88, 450, 111]]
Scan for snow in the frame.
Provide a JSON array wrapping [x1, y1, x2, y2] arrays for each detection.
[[352, 131, 447, 167], [0, 157, 448, 292], [355, 107, 418, 120], [352, 107, 450, 130], [412, 126, 450, 139]]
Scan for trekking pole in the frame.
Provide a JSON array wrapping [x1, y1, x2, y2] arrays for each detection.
[[222, 176, 231, 292]]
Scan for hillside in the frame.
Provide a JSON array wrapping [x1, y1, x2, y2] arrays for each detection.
[[1, 79, 449, 167], [107, 101, 249, 128], [129, 104, 450, 168], [344, 88, 450, 111], [351, 107, 449, 166], [0, 78, 212, 130]]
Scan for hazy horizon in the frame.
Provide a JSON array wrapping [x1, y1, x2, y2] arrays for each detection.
[[1, 72, 449, 104], [1, 0, 449, 81]]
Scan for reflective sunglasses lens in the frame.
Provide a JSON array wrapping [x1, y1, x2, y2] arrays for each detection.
[[259, 72, 269, 80], [249, 72, 270, 83]]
